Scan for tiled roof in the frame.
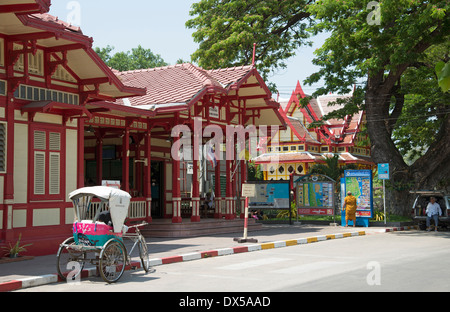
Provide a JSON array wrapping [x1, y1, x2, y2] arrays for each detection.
[[30, 13, 83, 34], [116, 63, 254, 107], [287, 117, 319, 143], [254, 152, 319, 164], [254, 152, 373, 165]]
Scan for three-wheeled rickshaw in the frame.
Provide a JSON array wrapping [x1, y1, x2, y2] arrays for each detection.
[[56, 186, 152, 283]]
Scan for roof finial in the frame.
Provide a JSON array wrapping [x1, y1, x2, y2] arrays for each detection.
[[252, 43, 256, 66]]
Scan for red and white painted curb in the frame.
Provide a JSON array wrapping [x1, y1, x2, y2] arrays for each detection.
[[0, 226, 417, 292]]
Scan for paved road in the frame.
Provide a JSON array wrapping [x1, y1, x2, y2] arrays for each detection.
[[17, 230, 450, 293]]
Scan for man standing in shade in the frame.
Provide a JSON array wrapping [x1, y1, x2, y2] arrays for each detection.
[[426, 196, 441, 232], [343, 191, 357, 227]]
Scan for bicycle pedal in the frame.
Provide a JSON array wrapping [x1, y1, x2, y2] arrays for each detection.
[[131, 266, 138, 270]]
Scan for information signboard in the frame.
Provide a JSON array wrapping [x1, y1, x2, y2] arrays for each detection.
[[378, 163, 389, 180], [341, 170, 374, 227], [296, 182, 334, 216], [247, 181, 290, 209], [294, 174, 336, 216]]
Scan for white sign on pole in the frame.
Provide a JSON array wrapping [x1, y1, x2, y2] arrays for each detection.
[[242, 184, 256, 198]]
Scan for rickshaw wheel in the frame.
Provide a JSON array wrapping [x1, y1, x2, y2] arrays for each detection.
[[99, 239, 127, 283], [56, 237, 86, 282], [138, 235, 151, 273]]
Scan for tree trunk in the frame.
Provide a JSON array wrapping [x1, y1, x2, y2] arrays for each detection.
[[366, 74, 450, 216]]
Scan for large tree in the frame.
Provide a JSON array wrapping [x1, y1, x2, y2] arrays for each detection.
[[304, 0, 449, 214], [187, 0, 450, 215], [186, 0, 314, 85], [95, 45, 168, 72]]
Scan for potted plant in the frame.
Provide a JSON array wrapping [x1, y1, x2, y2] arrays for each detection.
[[1, 233, 32, 258]]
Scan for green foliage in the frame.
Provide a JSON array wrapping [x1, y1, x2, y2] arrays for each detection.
[[304, 0, 450, 171], [1, 233, 32, 257], [276, 201, 297, 219], [247, 162, 264, 181], [95, 45, 168, 72], [186, 0, 313, 84], [308, 155, 357, 182], [436, 61, 450, 92]]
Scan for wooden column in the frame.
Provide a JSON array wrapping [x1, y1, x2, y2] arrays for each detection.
[[2, 86, 15, 241], [239, 159, 247, 219], [225, 159, 234, 220], [172, 135, 182, 223], [77, 118, 85, 189], [144, 129, 152, 222], [214, 159, 222, 219], [191, 159, 200, 222], [95, 132, 103, 186], [122, 128, 130, 193]]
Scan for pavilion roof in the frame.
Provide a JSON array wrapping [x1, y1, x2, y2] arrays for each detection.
[[0, 2, 146, 101], [253, 151, 373, 165], [115, 63, 255, 107]]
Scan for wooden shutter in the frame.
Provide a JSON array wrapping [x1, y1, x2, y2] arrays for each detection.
[[49, 132, 61, 151], [49, 132, 61, 195], [34, 130, 46, 150], [34, 151, 45, 195], [49, 152, 60, 194]]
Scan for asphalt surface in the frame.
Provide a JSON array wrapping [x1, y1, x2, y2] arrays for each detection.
[[0, 223, 416, 291]]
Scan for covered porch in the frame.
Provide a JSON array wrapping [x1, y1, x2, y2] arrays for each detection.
[[86, 63, 286, 225]]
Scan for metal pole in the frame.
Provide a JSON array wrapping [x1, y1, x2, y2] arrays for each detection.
[[243, 197, 249, 239], [383, 179, 386, 225]]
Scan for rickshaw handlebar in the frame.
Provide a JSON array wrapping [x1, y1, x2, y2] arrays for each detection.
[[126, 221, 148, 229]]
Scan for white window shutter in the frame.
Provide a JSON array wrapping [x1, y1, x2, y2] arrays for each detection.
[[49, 132, 61, 151], [49, 152, 60, 194], [34, 130, 46, 150], [34, 151, 45, 195]]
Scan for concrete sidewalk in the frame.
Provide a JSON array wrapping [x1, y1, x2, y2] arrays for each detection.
[[0, 223, 417, 291]]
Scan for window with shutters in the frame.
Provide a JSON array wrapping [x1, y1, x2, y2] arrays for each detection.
[[0, 123, 6, 173], [31, 127, 63, 199]]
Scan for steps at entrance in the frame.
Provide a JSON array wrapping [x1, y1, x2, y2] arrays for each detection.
[[141, 218, 262, 238]]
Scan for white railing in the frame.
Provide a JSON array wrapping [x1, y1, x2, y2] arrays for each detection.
[[128, 200, 147, 219]]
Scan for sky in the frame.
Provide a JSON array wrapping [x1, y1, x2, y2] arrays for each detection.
[[48, 0, 328, 100]]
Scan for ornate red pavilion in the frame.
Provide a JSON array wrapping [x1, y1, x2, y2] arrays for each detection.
[[254, 81, 374, 179]]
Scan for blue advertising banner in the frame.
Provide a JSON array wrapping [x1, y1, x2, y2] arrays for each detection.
[[341, 170, 374, 227], [378, 163, 390, 180]]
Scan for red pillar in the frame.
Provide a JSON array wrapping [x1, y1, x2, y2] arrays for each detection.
[[122, 128, 130, 193], [144, 130, 152, 223], [2, 88, 15, 241], [191, 159, 200, 222], [172, 135, 182, 223], [77, 118, 85, 189], [214, 159, 222, 219], [225, 159, 235, 220], [239, 159, 247, 219], [96, 135, 103, 186]]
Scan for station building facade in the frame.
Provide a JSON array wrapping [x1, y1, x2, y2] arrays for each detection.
[[0, 0, 285, 255]]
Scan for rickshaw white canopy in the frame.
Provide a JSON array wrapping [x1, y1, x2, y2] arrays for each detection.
[[69, 186, 132, 233]]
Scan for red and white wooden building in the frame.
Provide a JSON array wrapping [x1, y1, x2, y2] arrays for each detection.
[[94, 63, 286, 224], [0, 0, 286, 255], [0, 0, 146, 255]]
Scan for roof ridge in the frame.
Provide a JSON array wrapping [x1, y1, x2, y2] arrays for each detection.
[[30, 13, 83, 33], [206, 64, 254, 73]]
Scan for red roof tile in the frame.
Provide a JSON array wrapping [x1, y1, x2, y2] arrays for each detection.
[[116, 63, 255, 107], [30, 13, 83, 34]]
